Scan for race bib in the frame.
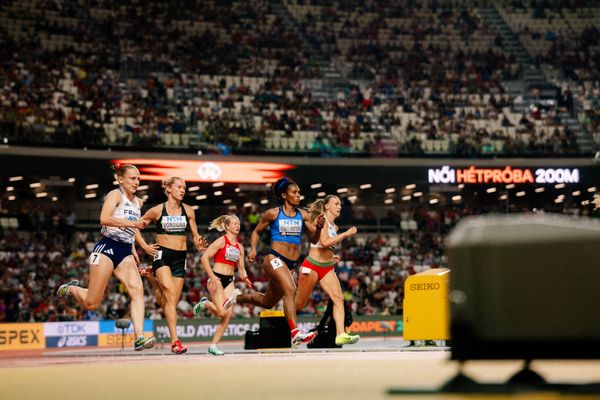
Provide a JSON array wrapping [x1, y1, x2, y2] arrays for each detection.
[[301, 266, 312, 274], [89, 252, 101, 265], [270, 257, 284, 270], [224, 245, 241, 262], [153, 250, 163, 262]]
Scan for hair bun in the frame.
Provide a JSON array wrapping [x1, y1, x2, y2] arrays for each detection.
[[111, 161, 122, 172]]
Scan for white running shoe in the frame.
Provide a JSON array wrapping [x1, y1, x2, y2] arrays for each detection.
[[291, 330, 317, 348], [223, 288, 241, 310]]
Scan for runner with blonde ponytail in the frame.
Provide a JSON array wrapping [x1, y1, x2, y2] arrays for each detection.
[[296, 195, 360, 346], [135, 176, 206, 354], [192, 214, 252, 355]]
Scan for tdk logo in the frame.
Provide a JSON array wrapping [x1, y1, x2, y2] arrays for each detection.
[[57, 323, 87, 334]]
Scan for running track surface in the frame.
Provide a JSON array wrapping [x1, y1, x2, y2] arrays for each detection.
[[1, 338, 599, 400]]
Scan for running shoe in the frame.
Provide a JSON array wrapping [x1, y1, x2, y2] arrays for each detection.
[[208, 344, 224, 356], [171, 340, 187, 354], [291, 330, 317, 348], [223, 288, 241, 310], [193, 297, 208, 316], [335, 332, 360, 346], [133, 335, 157, 351], [57, 280, 79, 298]]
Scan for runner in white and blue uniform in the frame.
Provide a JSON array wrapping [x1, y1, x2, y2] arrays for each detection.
[[223, 177, 325, 348], [57, 163, 156, 351]]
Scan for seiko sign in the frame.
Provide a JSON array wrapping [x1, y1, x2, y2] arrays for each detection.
[[428, 166, 580, 185]]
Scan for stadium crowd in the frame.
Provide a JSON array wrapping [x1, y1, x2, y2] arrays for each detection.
[[0, 0, 592, 156]]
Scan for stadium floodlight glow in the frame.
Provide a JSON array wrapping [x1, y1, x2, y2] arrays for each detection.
[[429, 198, 439, 205], [265, 183, 272, 187], [317, 192, 326, 197], [452, 195, 462, 201], [86, 184, 99, 190], [235, 187, 241, 193], [384, 199, 393, 204], [223, 199, 232, 204], [311, 183, 322, 189], [68, 177, 76, 183], [6, 186, 14, 192], [348, 195, 358, 202], [137, 185, 149, 191], [142, 195, 148, 201], [228, 205, 236, 211], [535, 187, 545, 193], [213, 191, 222, 196], [555, 197, 564, 203], [405, 184, 416, 190], [260, 199, 269, 204], [458, 184, 464, 189], [572, 191, 581, 196], [196, 195, 207, 200], [9, 176, 23, 182], [8, 195, 15, 201], [506, 184, 515, 189], [516, 191, 526, 197], [402, 195, 411, 201], [555, 183, 566, 189], [337, 187, 348, 194], [114, 159, 295, 183], [486, 187, 497, 193], [113, 180, 118, 185], [192, 205, 199, 210], [359, 184, 372, 190], [413, 192, 423, 197], [213, 182, 225, 187], [582, 200, 590, 206], [188, 186, 200, 192], [499, 194, 508, 200], [588, 187, 597, 193], [85, 193, 96, 199], [385, 188, 396, 193], [244, 202, 252, 208], [29, 182, 41, 188], [52, 197, 58, 202]]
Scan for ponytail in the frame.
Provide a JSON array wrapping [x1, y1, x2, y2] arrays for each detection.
[[308, 195, 338, 219], [209, 215, 230, 232], [308, 199, 325, 220]]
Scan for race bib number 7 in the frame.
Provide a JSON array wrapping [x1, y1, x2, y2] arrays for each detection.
[[90, 252, 101, 265], [270, 257, 284, 270]]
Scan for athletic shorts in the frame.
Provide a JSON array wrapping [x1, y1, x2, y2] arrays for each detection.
[[152, 246, 187, 278], [91, 236, 133, 268], [213, 272, 234, 288], [268, 249, 299, 270], [300, 256, 334, 281]]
